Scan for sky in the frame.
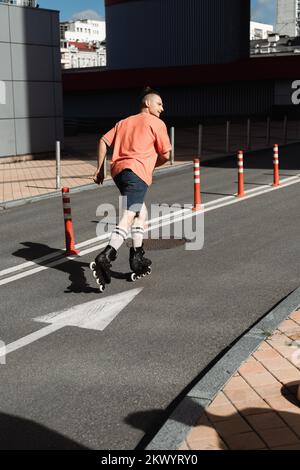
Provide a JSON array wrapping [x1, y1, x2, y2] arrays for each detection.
[[38, 0, 105, 22], [38, 0, 276, 26]]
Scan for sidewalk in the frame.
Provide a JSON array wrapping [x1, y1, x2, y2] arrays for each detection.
[[146, 291, 300, 451], [179, 309, 300, 450], [0, 133, 189, 205]]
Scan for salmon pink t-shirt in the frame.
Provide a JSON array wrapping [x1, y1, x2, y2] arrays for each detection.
[[102, 113, 172, 186]]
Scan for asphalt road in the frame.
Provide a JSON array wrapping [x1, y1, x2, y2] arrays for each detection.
[[0, 145, 299, 449]]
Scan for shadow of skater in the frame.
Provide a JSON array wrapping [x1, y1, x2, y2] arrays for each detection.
[[13, 242, 99, 294], [128, 384, 300, 450], [0, 411, 88, 450]]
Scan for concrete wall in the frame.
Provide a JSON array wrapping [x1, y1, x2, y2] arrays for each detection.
[[0, 4, 63, 158]]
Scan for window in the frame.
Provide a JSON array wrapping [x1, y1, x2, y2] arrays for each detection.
[[254, 28, 263, 39]]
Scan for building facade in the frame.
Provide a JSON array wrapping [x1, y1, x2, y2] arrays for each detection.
[[60, 19, 106, 45], [61, 41, 106, 69], [105, 0, 250, 69], [60, 19, 106, 69], [0, 0, 37, 6], [250, 21, 273, 40], [0, 2, 63, 158], [276, 0, 300, 37]]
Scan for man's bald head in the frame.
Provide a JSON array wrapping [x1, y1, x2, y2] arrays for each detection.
[[140, 88, 164, 118], [141, 91, 160, 107]]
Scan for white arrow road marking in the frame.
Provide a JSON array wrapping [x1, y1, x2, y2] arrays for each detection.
[[0, 288, 143, 359]]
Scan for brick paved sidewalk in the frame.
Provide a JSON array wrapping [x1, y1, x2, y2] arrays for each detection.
[[0, 156, 188, 205], [179, 310, 300, 450], [0, 158, 97, 203]]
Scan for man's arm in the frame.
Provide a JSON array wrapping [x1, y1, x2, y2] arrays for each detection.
[[155, 151, 170, 168], [93, 138, 108, 184]]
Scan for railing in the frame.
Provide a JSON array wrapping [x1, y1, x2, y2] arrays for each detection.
[[0, 0, 37, 7]]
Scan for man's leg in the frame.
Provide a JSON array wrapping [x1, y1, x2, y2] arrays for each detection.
[[129, 204, 151, 277], [131, 204, 148, 248], [109, 209, 136, 251], [90, 209, 136, 289]]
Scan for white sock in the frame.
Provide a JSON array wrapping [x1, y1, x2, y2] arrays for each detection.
[[131, 226, 144, 248], [109, 226, 128, 251]]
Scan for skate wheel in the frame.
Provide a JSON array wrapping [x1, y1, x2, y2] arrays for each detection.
[[147, 267, 152, 275], [131, 273, 137, 282], [99, 284, 105, 292], [96, 279, 101, 285], [92, 270, 97, 279], [142, 273, 146, 277], [90, 262, 96, 270]]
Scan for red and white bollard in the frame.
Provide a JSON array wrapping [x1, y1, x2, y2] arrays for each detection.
[[237, 150, 245, 197], [62, 187, 80, 256], [192, 159, 202, 211], [273, 144, 280, 187]]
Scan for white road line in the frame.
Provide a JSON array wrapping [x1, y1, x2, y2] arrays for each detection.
[[4, 324, 63, 356], [0, 252, 63, 277], [1, 175, 299, 287], [0, 288, 143, 357], [0, 208, 187, 279], [0, 243, 109, 287]]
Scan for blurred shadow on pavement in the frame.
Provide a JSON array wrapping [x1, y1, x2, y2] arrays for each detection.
[[0, 411, 88, 450], [13, 242, 99, 294]]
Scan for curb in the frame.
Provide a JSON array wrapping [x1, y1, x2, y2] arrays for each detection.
[[145, 286, 300, 450]]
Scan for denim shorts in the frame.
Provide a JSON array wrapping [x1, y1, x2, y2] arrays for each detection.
[[113, 169, 148, 212]]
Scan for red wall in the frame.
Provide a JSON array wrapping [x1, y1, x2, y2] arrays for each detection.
[[63, 57, 300, 93]]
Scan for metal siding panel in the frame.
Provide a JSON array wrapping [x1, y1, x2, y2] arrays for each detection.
[[63, 82, 274, 122], [0, 4, 10, 42], [52, 46, 62, 82], [54, 82, 63, 116], [0, 43, 12, 81], [9, 6, 53, 46], [156, 84, 273, 117], [0, 7, 62, 157], [55, 117, 64, 144], [13, 82, 55, 118], [51, 12, 60, 47], [106, 0, 250, 69], [64, 90, 137, 118], [0, 81, 14, 119], [0, 119, 16, 157], [11, 44, 54, 81], [15, 117, 56, 154]]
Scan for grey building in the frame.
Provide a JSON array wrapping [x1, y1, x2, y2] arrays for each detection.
[[0, 2, 63, 159], [105, 0, 250, 69], [276, 0, 300, 37], [63, 0, 299, 128]]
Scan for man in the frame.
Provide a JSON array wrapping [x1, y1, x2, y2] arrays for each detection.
[[90, 88, 172, 291]]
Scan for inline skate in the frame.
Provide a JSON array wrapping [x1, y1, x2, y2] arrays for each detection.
[[129, 246, 152, 282], [90, 245, 117, 292]]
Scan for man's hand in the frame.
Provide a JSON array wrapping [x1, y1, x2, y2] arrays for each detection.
[[93, 165, 105, 185], [155, 152, 170, 168]]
